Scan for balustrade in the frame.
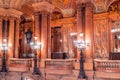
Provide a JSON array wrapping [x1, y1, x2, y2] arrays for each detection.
[[8, 58, 32, 72], [94, 59, 120, 72], [45, 59, 76, 70]]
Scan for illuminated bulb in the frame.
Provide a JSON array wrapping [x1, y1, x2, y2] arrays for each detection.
[[9, 43, 12, 47], [70, 32, 77, 36], [3, 39, 6, 42], [30, 42, 34, 45], [80, 33, 83, 37], [34, 36, 37, 40]]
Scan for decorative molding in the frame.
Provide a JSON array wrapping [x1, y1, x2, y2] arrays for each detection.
[[0, 8, 23, 18], [62, 9, 75, 18], [32, 2, 55, 13], [51, 17, 76, 27]]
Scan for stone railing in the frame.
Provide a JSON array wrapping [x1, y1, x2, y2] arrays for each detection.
[[8, 58, 32, 72], [44, 59, 76, 75], [94, 59, 120, 72], [45, 59, 76, 70]]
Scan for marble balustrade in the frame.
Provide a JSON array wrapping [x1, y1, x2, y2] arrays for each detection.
[[8, 58, 32, 72], [94, 59, 120, 72]]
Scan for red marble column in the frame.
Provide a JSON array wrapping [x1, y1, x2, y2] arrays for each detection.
[[15, 19, 20, 58], [62, 25, 69, 53], [34, 12, 41, 58], [47, 13, 51, 58], [32, 1, 54, 59], [85, 2, 94, 61], [0, 18, 2, 56], [76, 3, 85, 59], [41, 11, 50, 58], [8, 17, 15, 58]]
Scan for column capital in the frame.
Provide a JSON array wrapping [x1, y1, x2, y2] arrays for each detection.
[[76, 0, 87, 5], [40, 11, 50, 16], [85, 2, 94, 11], [34, 12, 39, 16], [8, 17, 15, 20], [76, 3, 86, 10], [32, 1, 54, 13]]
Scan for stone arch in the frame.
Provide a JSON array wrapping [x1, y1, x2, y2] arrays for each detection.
[[51, 7, 63, 20], [106, 0, 119, 12]]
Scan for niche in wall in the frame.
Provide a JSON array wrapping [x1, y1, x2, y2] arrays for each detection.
[[51, 26, 62, 52]]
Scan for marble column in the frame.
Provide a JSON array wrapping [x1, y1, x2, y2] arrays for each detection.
[[41, 11, 50, 58], [47, 13, 51, 58], [14, 19, 20, 58], [0, 18, 2, 56], [34, 12, 41, 58], [62, 25, 69, 53], [76, 3, 85, 59], [32, 0, 54, 60], [34, 12, 40, 41], [85, 2, 94, 61], [4, 18, 9, 39], [8, 17, 15, 58]]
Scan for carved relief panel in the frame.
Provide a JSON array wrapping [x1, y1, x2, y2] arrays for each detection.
[[94, 13, 109, 59]]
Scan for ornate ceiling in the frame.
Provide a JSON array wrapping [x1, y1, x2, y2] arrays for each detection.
[[0, 0, 117, 18]]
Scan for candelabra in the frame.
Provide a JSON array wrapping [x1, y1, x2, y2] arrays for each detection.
[[0, 39, 11, 72], [30, 36, 42, 75], [74, 33, 89, 79]]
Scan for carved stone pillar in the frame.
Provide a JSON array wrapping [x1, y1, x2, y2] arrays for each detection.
[[47, 12, 51, 58], [3, 18, 9, 39], [0, 9, 23, 58], [85, 2, 94, 62], [32, 1, 54, 59], [76, 3, 86, 59], [41, 11, 49, 58], [14, 19, 20, 58], [34, 12, 41, 58], [34, 12, 40, 41], [62, 25, 69, 53], [8, 17, 15, 58]]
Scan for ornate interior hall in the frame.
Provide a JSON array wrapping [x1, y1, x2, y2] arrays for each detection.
[[0, 0, 119, 80]]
